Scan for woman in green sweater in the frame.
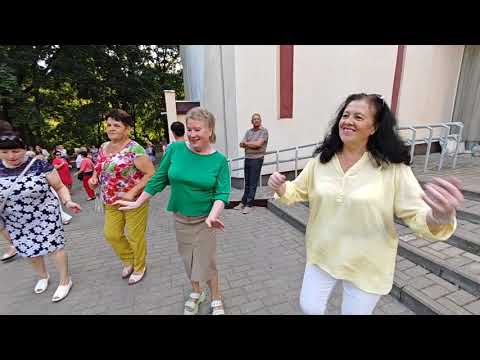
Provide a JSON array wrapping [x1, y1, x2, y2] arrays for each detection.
[[115, 107, 230, 315]]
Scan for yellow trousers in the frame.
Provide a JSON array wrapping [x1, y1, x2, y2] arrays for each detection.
[[104, 201, 149, 272]]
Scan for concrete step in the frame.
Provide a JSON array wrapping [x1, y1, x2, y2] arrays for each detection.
[[393, 256, 478, 315], [395, 217, 480, 257], [395, 223, 480, 296], [267, 199, 480, 315], [298, 199, 480, 293], [457, 198, 480, 224]]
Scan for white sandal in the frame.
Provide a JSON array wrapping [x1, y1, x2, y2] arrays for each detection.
[[211, 299, 225, 315], [184, 291, 206, 315], [34, 275, 50, 294], [52, 278, 73, 302]]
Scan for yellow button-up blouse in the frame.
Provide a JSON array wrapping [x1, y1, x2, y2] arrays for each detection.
[[275, 153, 456, 295]]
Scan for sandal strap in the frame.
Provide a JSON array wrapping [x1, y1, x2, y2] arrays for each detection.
[[189, 292, 201, 300], [211, 300, 223, 308], [184, 300, 197, 309], [212, 308, 225, 315]]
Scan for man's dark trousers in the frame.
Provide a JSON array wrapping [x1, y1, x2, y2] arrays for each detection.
[[241, 158, 264, 207]]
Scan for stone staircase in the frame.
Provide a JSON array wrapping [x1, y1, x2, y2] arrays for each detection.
[[266, 193, 480, 315]]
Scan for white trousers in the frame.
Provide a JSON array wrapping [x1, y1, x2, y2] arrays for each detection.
[[299, 264, 381, 315]]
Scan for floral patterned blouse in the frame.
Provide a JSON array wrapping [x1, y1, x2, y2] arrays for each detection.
[[94, 140, 146, 205]]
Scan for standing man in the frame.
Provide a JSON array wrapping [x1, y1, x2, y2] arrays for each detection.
[[234, 113, 269, 214], [170, 121, 186, 142], [165, 121, 186, 152]]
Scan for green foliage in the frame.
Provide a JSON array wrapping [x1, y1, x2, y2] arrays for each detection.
[[0, 45, 184, 151]]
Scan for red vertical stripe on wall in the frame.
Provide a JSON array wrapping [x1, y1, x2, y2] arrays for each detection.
[[391, 45, 406, 116], [280, 45, 294, 118]]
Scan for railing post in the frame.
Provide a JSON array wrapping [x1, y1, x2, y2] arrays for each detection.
[[409, 126, 417, 164], [276, 150, 280, 172], [294, 147, 299, 178], [228, 159, 232, 187], [449, 122, 463, 169], [438, 124, 449, 171], [423, 126, 433, 172]]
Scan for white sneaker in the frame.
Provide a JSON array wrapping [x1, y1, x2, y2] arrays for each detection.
[[242, 206, 253, 214], [34, 275, 50, 294], [52, 278, 73, 302], [233, 203, 244, 210]]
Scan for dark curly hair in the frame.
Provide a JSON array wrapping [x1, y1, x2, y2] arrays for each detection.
[[314, 93, 410, 167]]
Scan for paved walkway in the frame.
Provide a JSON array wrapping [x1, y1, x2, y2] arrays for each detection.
[[410, 153, 480, 192], [0, 184, 412, 315]]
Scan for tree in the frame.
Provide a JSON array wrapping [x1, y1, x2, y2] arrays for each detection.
[[0, 45, 184, 150]]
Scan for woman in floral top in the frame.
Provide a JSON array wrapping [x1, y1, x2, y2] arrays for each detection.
[[88, 109, 155, 285]]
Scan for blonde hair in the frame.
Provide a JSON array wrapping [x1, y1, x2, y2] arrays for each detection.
[[185, 107, 217, 143]]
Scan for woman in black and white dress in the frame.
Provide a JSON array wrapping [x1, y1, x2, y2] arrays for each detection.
[[0, 131, 81, 302]]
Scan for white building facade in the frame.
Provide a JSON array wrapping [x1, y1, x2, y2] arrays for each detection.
[[178, 45, 478, 175]]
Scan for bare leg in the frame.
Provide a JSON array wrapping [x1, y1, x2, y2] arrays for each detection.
[[207, 272, 224, 313], [1, 229, 16, 257], [191, 280, 202, 294], [207, 271, 221, 300], [30, 256, 48, 279], [50, 249, 70, 285]]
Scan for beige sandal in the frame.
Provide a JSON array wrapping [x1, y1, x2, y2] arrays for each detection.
[[184, 291, 206, 315], [128, 267, 146, 285], [121, 265, 134, 279], [2, 245, 17, 262]]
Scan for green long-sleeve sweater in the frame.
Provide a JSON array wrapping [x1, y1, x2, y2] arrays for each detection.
[[144, 141, 231, 217]]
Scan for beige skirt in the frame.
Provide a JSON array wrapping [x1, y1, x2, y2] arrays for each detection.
[[174, 213, 217, 282]]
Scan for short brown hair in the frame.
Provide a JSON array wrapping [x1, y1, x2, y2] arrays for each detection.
[[185, 107, 217, 143], [105, 109, 133, 127], [251, 113, 262, 121]]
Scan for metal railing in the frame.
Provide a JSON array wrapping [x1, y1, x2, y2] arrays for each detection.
[[228, 122, 466, 187], [228, 142, 319, 189], [397, 122, 465, 172]]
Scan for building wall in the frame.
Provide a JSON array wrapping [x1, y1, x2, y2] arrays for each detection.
[[233, 45, 398, 173], [234, 45, 279, 174], [396, 45, 464, 140], [293, 45, 397, 149], [180, 45, 205, 103], [203, 46, 227, 155], [182, 45, 465, 175], [200, 45, 239, 159]]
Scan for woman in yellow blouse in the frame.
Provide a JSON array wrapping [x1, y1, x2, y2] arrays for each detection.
[[268, 93, 463, 315]]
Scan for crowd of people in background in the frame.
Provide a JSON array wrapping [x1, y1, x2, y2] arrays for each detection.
[[0, 130, 163, 264]]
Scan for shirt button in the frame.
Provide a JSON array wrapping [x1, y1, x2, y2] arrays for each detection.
[[336, 194, 344, 203]]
